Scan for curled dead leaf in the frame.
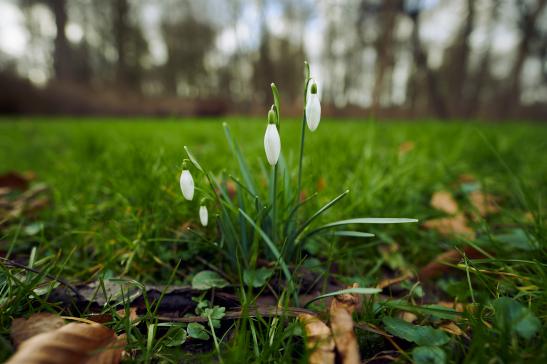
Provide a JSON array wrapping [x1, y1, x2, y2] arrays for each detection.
[[422, 213, 475, 239], [469, 191, 499, 217], [377, 271, 414, 290], [10, 313, 65, 347], [400, 312, 418, 323], [329, 283, 361, 364], [7, 322, 125, 364], [299, 313, 335, 364], [440, 322, 466, 337], [418, 247, 486, 281], [398, 141, 415, 156], [430, 191, 459, 215]]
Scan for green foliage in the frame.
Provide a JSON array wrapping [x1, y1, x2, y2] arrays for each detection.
[[191, 270, 229, 290], [492, 297, 541, 340], [412, 346, 446, 364], [382, 317, 450, 346], [187, 323, 209, 340], [243, 268, 274, 288]]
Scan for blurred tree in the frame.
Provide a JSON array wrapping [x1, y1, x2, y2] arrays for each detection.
[[111, 0, 149, 92], [161, 3, 216, 96], [498, 0, 546, 117], [404, 0, 449, 118]]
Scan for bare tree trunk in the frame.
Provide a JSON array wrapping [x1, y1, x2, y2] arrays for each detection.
[[51, 0, 71, 81], [371, 0, 401, 116], [410, 13, 449, 119], [499, 0, 546, 118], [114, 0, 129, 87]]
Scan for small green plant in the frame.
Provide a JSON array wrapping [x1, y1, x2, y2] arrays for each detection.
[[180, 62, 417, 305]]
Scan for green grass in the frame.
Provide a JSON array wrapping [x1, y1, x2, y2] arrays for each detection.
[[0, 118, 546, 363]]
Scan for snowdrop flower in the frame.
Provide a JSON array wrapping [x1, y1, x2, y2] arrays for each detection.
[[305, 80, 321, 132], [264, 109, 281, 166], [199, 204, 208, 226], [179, 161, 194, 200]]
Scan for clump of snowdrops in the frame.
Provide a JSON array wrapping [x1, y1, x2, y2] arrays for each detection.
[[179, 62, 417, 304]]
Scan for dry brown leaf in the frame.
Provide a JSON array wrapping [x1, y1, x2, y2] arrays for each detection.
[[10, 313, 66, 347], [299, 313, 335, 364], [469, 191, 499, 217], [398, 141, 415, 156], [430, 191, 459, 215], [440, 322, 465, 337], [377, 271, 414, 290], [422, 213, 475, 239], [457, 174, 476, 183], [400, 312, 418, 323], [7, 322, 125, 364], [418, 246, 486, 281], [316, 177, 327, 192], [0, 172, 32, 190], [436, 301, 466, 312], [329, 283, 361, 364]]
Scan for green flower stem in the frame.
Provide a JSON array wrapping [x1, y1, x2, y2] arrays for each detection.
[[296, 62, 311, 215], [272, 164, 278, 244]]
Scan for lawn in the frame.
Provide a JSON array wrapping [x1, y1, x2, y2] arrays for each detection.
[[0, 118, 546, 363]]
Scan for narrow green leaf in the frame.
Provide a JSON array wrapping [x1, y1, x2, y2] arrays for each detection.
[[238, 209, 296, 303], [223, 123, 257, 195], [326, 231, 375, 238], [292, 190, 350, 241], [383, 301, 462, 320], [304, 218, 418, 238], [184, 146, 203, 172], [304, 287, 382, 307]]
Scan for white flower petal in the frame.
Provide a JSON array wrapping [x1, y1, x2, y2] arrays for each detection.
[[263, 124, 281, 166], [179, 169, 194, 200], [306, 93, 321, 131], [199, 205, 208, 226]]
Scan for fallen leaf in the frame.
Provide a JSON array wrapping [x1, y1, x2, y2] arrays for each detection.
[[0, 172, 32, 190], [422, 213, 475, 239], [10, 313, 66, 347], [430, 191, 459, 215], [299, 313, 335, 364], [7, 322, 125, 364], [316, 177, 327, 192], [377, 272, 414, 290], [400, 312, 418, 323], [418, 246, 486, 281], [457, 174, 476, 184], [436, 301, 466, 313], [439, 322, 465, 337], [329, 283, 361, 364], [398, 141, 415, 156], [469, 191, 499, 217]]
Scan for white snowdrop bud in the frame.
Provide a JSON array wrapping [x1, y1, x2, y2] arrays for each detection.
[[264, 117, 281, 166], [179, 168, 194, 201], [199, 205, 208, 226], [305, 81, 321, 132]]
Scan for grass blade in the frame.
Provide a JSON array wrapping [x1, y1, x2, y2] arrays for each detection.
[[304, 287, 382, 307], [291, 189, 350, 240], [239, 209, 297, 304], [223, 123, 257, 195], [184, 146, 204, 172]]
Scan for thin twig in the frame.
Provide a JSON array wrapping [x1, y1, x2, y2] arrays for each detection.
[[157, 306, 316, 323], [0, 256, 83, 299]]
